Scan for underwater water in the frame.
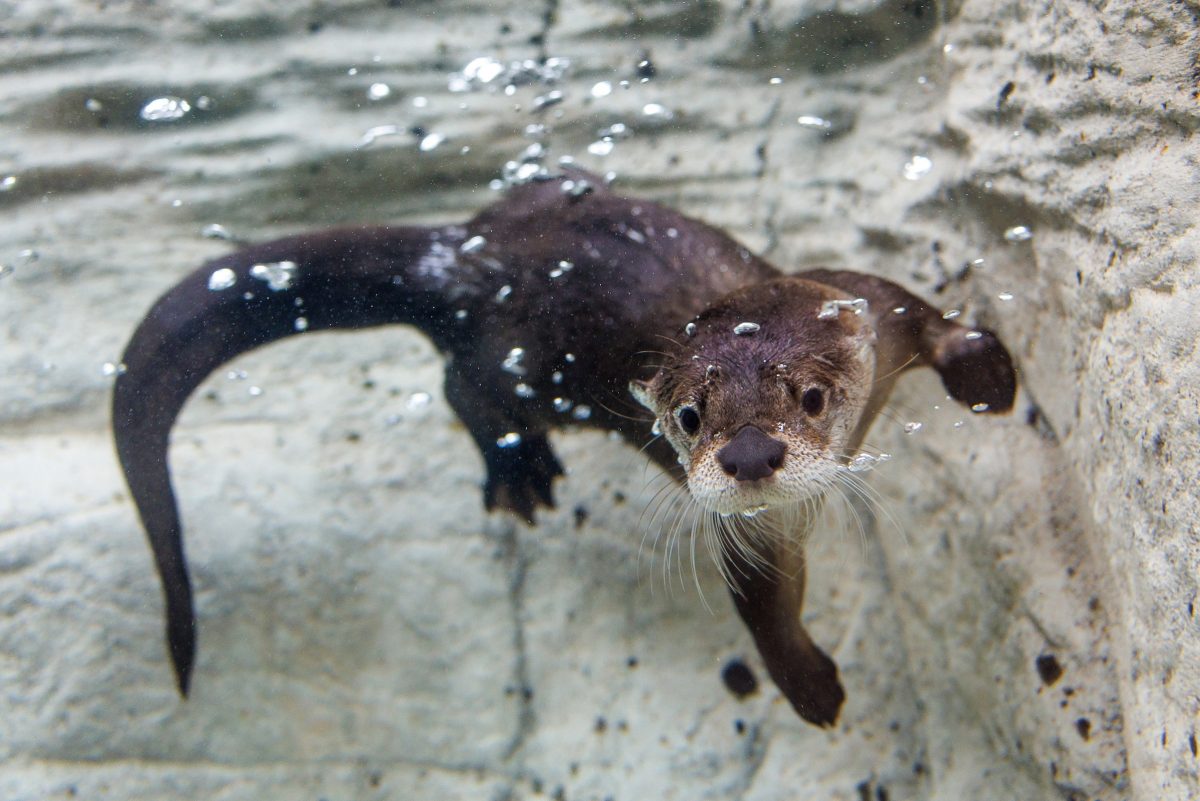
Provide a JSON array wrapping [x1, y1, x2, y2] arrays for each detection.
[[5, 1, 1194, 799]]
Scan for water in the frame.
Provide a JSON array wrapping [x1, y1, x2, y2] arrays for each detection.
[[0, 3, 1109, 799]]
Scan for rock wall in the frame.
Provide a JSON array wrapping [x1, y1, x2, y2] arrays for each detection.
[[1, 1, 1196, 799]]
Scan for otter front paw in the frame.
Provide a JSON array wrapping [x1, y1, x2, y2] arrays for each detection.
[[776, 646, 846, 728], [483, 434, 565, 523]]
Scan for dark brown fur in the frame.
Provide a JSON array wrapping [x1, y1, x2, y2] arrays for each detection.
[[112, 170, 1016, 725]]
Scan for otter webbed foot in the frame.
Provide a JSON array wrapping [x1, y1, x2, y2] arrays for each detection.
[[483, 433, 565, 524]]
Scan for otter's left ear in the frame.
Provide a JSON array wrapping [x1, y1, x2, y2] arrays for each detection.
[[928, 326, 1017, 413], [629, 378, 660, 414]]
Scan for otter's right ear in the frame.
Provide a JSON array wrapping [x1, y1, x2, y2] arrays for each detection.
[[629, 378, 660, 414]]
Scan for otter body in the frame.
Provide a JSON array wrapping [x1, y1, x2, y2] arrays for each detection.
[[113, 171, 1016, 726]]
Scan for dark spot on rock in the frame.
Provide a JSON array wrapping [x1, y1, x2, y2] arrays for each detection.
[[734, 718, 746, 734], [569, 762, 579, 776], [617, 720, 628, 732], [307, 20, 323, 33], [362, 379, 376, 390], [721, 658, 759, 699], [368, 771, 382, 787], [856, 781, 871, 801], [1190, 731, 1197, 757], [345, 431, 361, 443], [1075, 718, 1091, 740], [573, 504, 589, 528], [499, 22, 512, 34], [626, 656, 639, 668], [997, 80, 1016, 108], [594, 716, 607, 733], [1089, 596, 1101, 612], [552, 786, 566, 801], [1036, 654, 1064, 686], [876, 787, 890, 801], [913, 762, 926, 775], [613, 491, 626, 504], [636, 53, 657, 80]]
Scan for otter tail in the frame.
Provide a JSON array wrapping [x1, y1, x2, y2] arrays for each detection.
[[112, 225, 476, 695]]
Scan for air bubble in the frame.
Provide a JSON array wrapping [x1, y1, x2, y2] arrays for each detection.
[[0, 176, 16, 192], [359, 125, 400, 148], [797, 115, 833, 131], [998, 291, 1014, 301], [248, 386, 263, 397], [571, 405, 592, 420], [903, 155, 933, 180], [1004, 225, 1033, 242], [460, 235, 487, 253], [496, 432, 522, 448], [551, 371, 563, 384], [207, 268, 237, 291], [202, 223, 233, 240], [101, 361, 127, 377], [642, 103, 672, 118], [227, 370, 248, 380], [965, 331, 983, 340], [846, 452, 891, 472], [591, 81, 613, 98], [733, 322, 760, 335], [495, 284, 513, 302], [971, 402, 990, 412], [553, 397, 572, 413], [293, 316, 309, 332], [588, 139, 614, 156], [903, 422, 923, 434], [367, 82, 391, 101], [564, 353, 576, 363], [943, 309, 961, 320], [892, 306, 907, 314], [407, 392, 432, 410], [419, 133, 446, 152], [685, 322, 697, 337]]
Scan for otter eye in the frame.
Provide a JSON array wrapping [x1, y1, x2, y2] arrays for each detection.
[[676, 406, 701, 436], [801, 388, 825, 416]]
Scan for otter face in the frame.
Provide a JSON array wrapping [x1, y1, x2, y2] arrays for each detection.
[[631, 282, 877, 516]]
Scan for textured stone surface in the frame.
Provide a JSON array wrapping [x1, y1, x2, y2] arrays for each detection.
[[1, 0, 1197, 799]]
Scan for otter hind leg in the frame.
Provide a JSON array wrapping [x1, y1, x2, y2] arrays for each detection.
[[482, 433, 565, 523], [443, 367, 564, 524]]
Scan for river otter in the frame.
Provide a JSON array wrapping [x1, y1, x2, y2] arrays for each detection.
[[112, 169, 1016, 727]]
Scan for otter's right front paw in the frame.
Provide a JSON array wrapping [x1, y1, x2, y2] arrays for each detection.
[[483, 434, 565, 523]]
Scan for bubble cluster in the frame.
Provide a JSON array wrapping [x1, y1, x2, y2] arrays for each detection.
[[140, 96, 191, 122], [449, 56, 570, 93], [501, 347, 527, 375], [249, 260, 298, 291], [818, 298, 868, 319]]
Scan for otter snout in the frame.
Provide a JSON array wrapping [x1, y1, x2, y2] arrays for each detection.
[[716, 425, 787, 482]]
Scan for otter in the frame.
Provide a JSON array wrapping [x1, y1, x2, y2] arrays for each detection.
[[112, 169, 1016, 727]]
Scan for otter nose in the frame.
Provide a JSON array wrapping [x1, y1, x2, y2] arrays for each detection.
[[716, 425, 787, 482]]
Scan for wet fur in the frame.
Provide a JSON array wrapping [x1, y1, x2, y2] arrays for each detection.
[[112, 170, 1017, 725]]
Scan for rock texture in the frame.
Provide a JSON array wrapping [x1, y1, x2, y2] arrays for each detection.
[[1, 1, 1197, 799]]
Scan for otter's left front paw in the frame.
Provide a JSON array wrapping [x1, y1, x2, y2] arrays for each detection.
[[932, 327, 1017, 413], [483, 434, 565, 523]]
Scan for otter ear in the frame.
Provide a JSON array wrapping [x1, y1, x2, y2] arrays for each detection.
[[629, 378, 660, 414]]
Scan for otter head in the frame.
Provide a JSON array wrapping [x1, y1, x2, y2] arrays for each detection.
[[631, 280, 877, 516]]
